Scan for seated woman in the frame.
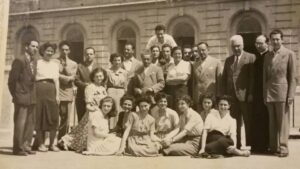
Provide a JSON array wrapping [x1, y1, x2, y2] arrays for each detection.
[[162, 95, 203, 156], [116, 96, 160, 157], [198, 95, 250, 157], [83, 96, 121, 155], [199, 94, 218, 122], [110, 95, 135, 137], [150, 92, 179, 140], [59, 68, 108, 152]]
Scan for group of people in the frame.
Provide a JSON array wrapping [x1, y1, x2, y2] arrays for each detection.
[[8, 24, 296, 159]]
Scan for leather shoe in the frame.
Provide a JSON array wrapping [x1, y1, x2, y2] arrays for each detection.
[[276, 153, 288, 158], [49, 145, 60, 152], [13, 151, 28, 156]]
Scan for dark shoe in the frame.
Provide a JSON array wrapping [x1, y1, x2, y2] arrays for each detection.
[[49, 145, 60, 152], [13, 151, 28, 156], [24, 147, 36, 155]]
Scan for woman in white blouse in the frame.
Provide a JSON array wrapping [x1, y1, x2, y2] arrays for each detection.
[[198, 95, 250, 158], [35, 42, 60, 152]]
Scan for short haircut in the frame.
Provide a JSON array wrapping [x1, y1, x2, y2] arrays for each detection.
[[197, 42, 209, 48], [161, 44, 172, 51], [120, 94, 136, 110], [230, 35, 244, 45], [89, 67, 108, 84], [256, 34, 269, 43], [85, 47, 96, 53], [176, 95, 193, 107], [99, 96, 118, 117], [269, 29, 283, 39], [154, 92, 168, 103], [182, 45, 192, 49], [136, 96, 152, 106], [216, 95, 233, 106], [59, 40, 71, 49], [109, 53, 123, 63], [171, 46, 182, 56], [150, 45, 160, 52], [24, 39, 39, 47], [125, 42, 135, 50], [39, 42, 57, 57], [155, 24, 166, 32]]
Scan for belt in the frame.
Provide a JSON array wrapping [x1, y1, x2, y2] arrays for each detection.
[[108, 86, 125, 89], [37, 79, 54, 83]]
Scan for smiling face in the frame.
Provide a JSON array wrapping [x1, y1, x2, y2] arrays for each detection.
[[198, 43, 209, 60], [122, 99, 133, 113], [173, 49, 182, 64], [218, 99, 230, 113], [270, 33, 283, 51], [93, 71, 104, 85], [43, 46, 55, 61], [124, 44, 134, 59], [155, 30, 165, 42], [112, 56, 122, 69], [178, 100, 189, 113], [157, 98, 168, 110], [101, 101, 113, 115], [202, 98, 213, 111]]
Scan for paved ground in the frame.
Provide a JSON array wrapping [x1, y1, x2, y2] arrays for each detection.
[[1, 132, 300, 169]]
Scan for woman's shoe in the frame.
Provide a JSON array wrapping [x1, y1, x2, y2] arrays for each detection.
[[49, 145, 60, 152], [38, 144, 48, 152]]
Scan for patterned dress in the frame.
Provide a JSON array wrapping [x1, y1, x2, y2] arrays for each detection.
[[60, 83, 107, 152], [125, 112, 160, 157]]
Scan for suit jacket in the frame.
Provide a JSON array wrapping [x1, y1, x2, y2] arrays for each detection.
[[131, 64, 165, 96], [74, 61, 101, 99], [122, 57, 142, 79], [222, 51, 255, 102], [192, 56, 222, 102], [263, 46, 297, 102], [58, 57, 78, 101], [8, 54, 37, 105]]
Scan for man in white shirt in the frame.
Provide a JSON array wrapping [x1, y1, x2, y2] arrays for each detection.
[[145, 24, 177, 50]]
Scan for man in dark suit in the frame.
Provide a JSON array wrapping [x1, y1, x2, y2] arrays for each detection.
[[8, 40, 39, 156], [263, 29, 297, 157], [222, 35, 255, 149], [252, 35, 270, 153], [74, 47, 100, 121]]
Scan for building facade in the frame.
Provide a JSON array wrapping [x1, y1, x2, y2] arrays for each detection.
[[2, 0, 300, 128]]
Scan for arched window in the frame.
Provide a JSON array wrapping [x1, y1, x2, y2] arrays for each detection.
[[16, 26, 39, 57], [172, 23, 195, 48], [62, 24, 85, 63], [117, 26, 136, 55], [231, 11, 267, 54]]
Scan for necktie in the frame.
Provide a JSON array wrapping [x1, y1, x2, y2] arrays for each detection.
[[234, 55, 239, 71]]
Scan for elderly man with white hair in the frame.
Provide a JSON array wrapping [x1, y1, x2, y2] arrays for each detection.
[[221, 35, 255, 151]]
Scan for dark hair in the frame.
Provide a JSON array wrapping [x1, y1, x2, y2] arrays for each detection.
[[39, 42, 57, 57], [109, 53, 123, 63], [269, 29, 283, 39], [125, 42, 135, 50], [120, 95, 136, 110], [155, 24, 166, 32], [216, 95, 232, 106], [154, 92, 168, 103], [257, 34, 269, 43], [176, 95, 193, 107], [150, 45, 160, 52], [171, 46, 182, 56], [99, 96, 117, 117], [24, 39, 39, 47], [136, 96, 152, 106], [85, 47, 96, 54], [197, 42, 209, 48], [89, 67, 107, 85], [59, 40, 71, 49], [161, 44, 172, 51], [199, 94, 215, 108]]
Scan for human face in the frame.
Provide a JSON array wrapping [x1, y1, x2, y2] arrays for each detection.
[[43, 47, 55, 61], [122, 100, 133, 113], [25, 41, 39, 56], [192, 46, 199, 59], [178, 100, 189, 113], [162, 47, 171, 60], [85, 48, 95, 62], [93, 71, 104, 85], [101, 101, 113, 115], [202, 98, 213, 112], [151, 47, 160, 60], [183, 48, 192, 60], [142, 54, 152, 67], [198, 44, 209, 60], [60, 44, 70, 57], [231, 40, 243, 56], [157, 98, 168, 110], [173, 49, 182, 64], [138, 101, 150, 114], [218, 100, 230, 113], [112, 56, 122, 69], [124, 44, 134, 59], [270, 33, 283, 51], [255, 36, 268, 53], [155, 30, 165, 42]]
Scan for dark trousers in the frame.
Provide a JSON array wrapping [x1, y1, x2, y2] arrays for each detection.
[[266, 102, 289, 154], [13, 104, 35, 152], [58, 101, 72, 140], [75, 97, 86, 121], [205, 130, 234, 155], [231, 99, 252, 148]]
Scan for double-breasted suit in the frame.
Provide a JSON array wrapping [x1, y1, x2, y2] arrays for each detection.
[[8, 54, 37, 153], [74, 61, 100, 121], [263, 46, 296, 154], [222, 51, 255, 148]]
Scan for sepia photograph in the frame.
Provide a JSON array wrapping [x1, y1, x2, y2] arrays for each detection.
[[0, 0, 300, 169]]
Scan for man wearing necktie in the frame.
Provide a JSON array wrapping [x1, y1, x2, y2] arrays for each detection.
[[222, 35, 255, 150]]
